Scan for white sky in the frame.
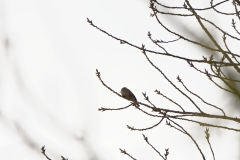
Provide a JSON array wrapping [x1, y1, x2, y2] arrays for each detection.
[[0, 0, 239, 160]]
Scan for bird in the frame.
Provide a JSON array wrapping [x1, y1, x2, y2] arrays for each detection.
[[121, 87, 137, 102]]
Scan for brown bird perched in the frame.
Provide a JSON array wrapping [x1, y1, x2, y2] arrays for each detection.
[[121, 87, 139, 107]]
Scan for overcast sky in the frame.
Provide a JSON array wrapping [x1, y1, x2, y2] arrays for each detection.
[[0, 0, 239, 160]]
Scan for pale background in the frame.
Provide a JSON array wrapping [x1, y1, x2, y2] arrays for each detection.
[[0, 0, 239, 159]]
